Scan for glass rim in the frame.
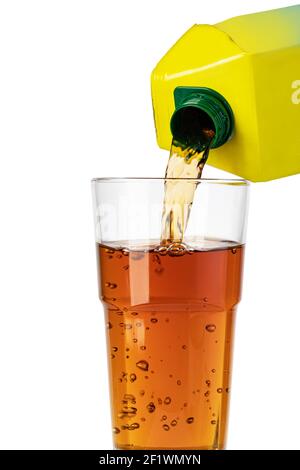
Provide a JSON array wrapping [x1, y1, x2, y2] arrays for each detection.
[[91, 177, 249, 185]]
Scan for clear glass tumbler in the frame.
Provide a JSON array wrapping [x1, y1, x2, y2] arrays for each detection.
[[92, 177, 249, 450]]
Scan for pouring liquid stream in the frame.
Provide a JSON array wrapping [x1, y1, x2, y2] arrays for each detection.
[[161, 129, 215, 245]]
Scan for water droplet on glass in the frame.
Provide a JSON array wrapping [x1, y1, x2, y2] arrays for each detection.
[[205, 324, 216, 333], [123, 394, 136, 403], [113, 427, 120, 434], [164, 396, 171, 405], [211, 420, 217, 425], [204, 391, 210, 397], [163, 424, 170, 431], [136, 360, 149, 371], [217, 388, 223, 394], [130, 374, 137, 383], [171, 420, 177, 427], [211, 369, 216, 373], [109, 283, 117, 289], [128, 423, 140, 430], [133, 338, 138, 343], [161, 415, 167, 421], [112, 346, 118, 352], [186, 417, 194, 424], [140, 346, 146, 351], [206, 380, 211, 387], [147, 402, 156, 413], [177, 380, 181, 386], [182, 345, 187, 350], [150, 318, 158, 323]]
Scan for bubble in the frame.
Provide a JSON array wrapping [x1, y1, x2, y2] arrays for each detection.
[[111, 354, 115, 359], [122, 423, 140, 430], [130, 374, 137, 383], [122, 249, 129, 256], [211, 420, 217, 425], [205, 324, 216, 333], [211, 369, 216, 373], [206, 380, 211, 387], [113, 427, 120, 434], [204, 391, 210, 397], [171, 420, 177, 427], [203, 297, 208, 302], [167, 242, 187, 257], [164, 397, 171, 405], [122, 265, 129, 270], [158, 398, 163, 405], [131, 312, 138, 316], [112, 347, 118, 352], [141, 417, 146, 422], [109, 283, 117, 289], [144, 376, 149, 380], [182, 345, 187, 350], [212, 413, 216, 417], [107, 322, 112, 329], [136, 360, 149, 371], [150, 318, 158, 323], [186, 417, 194, 424], [183, 402, 187, 407], [116, 254, 122, 259], [177, 380, 181, 386], [105, 282, 111, 287], [126, 355, 129, 359], [165, 318, 170, 323], [133, 338, 138, 343], [126, 348, 130, 352], [153, 254, 161, 264], [169, 374, 173, 378], [123, 394, 136, 404], [131, 252, 145, 261], [105, 248, 115, 254], [140, 346, 146, 351], [136, 322, 142, 328], [154, 246, 168, 256], [161, 415, 167, 421], [163, 424, 170, 431], [139, 390, 145, 396], [217, 388, 223, 394], [231, 248, 237, 254], [155, 267, 164, 274], [147, 402, 156, 413], [226, 388, 230, 393]]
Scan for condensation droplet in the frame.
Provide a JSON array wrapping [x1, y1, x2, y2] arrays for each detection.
[[140, 346, 146, 351], [205, 324, 216, 333], [163, 424, 170, 431], [182, 345, 187, 350], [147, 402, 156, 413], [211, 369, 216, 373], [150, 318, 158, 323], [217, 388, 223, 394], [161, 415, 167, 421], [133, 338, 138, 343], [136, 360, 149, 371], [113, 427, 120, 434], [171, 420, 177, 427], [112, 347, 118, 352], [109, 283, 117, 289], [186, 417, 194, 424], [204, 391, 210, 397], [164, 396, 171, 405], [177, 380, 181, 386], [123, 394, 136, 404], [206, 380, 211, 387], [130, 374, 137, 383], [211, 420, 217, 425]]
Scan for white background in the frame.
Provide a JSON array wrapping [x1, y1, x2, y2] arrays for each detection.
[[0, 0, 299, 450]]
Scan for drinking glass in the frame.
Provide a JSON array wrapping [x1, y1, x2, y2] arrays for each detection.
[[92, 177, 249, 450]]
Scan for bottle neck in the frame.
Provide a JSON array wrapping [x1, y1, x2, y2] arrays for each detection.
[[170, 87, 234, 150]]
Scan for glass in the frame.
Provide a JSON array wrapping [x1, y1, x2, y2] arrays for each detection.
[[92, 177, 249, 450]]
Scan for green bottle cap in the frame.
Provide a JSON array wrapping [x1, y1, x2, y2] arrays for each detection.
[[170, 87, 234, 150]]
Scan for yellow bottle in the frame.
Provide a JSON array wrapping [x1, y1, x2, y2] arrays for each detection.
[[151, 5, 300, 182]]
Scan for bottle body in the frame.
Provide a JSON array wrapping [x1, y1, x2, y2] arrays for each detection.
[[151, 5, 300, 182]]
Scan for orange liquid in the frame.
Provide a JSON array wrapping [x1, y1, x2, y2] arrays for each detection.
[[97, 240, 244, 449]]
